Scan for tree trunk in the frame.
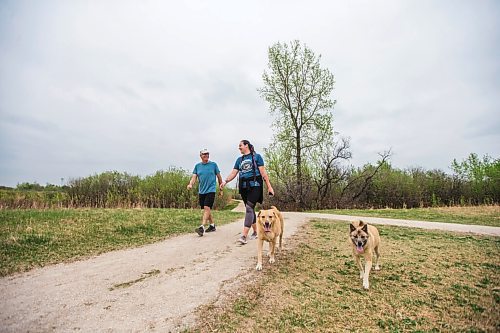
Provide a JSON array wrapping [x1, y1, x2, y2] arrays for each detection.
[[296, 132, 303, 209]]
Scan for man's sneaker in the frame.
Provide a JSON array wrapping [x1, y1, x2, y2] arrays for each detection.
[[196, 226, 205, 237], [238, 235, 248, 244], [206, 225, 216, 232], [249, 231, 258, 240]]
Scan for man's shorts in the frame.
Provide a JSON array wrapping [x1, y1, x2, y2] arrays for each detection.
[[199, 192, 215, 209]]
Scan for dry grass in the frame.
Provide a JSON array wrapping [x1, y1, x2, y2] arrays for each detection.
[[192, 220, 500, 332], [316, 205, 500, 227]]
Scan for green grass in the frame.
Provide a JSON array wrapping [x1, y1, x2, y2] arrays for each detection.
[[0, 208, 243, 276], [193, 220, 500, 332], [221, 199, 240, 211], [312, 205, 500, 227]]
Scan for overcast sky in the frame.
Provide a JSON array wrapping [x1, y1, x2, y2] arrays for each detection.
[[0, 0, 499, 187]]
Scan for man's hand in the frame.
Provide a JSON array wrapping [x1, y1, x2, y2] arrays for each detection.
[[219, 181, 226, 190], [187, 183, 193, 190]]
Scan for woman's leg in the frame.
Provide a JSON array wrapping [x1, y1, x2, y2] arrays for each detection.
[[242, 201, 256, 238]]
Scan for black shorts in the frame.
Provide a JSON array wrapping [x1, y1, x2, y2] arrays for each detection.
[[240, 186, 261, 205], [199, 192, 215, 209]]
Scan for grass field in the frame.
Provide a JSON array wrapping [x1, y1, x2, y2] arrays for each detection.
[[314, 205, 500, 227], [193, 220, 500, 332], [0, 208, 243, 276]]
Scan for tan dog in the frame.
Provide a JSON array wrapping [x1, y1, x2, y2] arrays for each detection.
[[349, 220, 381, 289], [255, 206, 284, 271]]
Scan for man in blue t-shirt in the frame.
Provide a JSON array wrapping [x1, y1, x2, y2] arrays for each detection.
[[187, 148, 223, 236]]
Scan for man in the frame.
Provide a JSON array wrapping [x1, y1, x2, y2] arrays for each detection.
[[187, 148, 223, 236]]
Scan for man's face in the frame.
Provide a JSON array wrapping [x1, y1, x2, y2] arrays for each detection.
[[200, 152, 209, 162]]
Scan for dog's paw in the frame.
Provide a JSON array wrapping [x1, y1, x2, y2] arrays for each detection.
[[269, 257, 275, 264], [359, 273, 364, 279], [256, 263, 263, 271], [374, 265, 381, 271], [363, 280, 370, 290]]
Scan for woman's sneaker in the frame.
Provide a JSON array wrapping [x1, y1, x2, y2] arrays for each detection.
[[238, 235, 247, 244], [206, 225, 216, 232], [249, 231, 258, 240], [196, 226, 205, 236]]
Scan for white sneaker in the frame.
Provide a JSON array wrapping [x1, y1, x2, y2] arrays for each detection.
[[238, 235, 247, 244]]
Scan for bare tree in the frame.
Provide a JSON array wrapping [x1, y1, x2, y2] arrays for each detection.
[[311, 137, 352, 207], [340, 150, 392, 206]]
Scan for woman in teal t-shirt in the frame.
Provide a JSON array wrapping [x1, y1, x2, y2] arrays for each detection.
[[221, 140, 274, 244]]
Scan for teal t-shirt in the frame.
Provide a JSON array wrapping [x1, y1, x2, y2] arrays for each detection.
[[193, 161, 220, 194], [233, 153, 264, 187]]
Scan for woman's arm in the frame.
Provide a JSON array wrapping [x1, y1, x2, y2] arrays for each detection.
[[258, 165, 274, 195], [220, 169, 239, 189]]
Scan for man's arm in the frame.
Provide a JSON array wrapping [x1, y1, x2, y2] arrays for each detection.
[[187, 174, 197, 189]]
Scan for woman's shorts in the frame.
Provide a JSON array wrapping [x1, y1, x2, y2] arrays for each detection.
[[240, 186, 261, 205]]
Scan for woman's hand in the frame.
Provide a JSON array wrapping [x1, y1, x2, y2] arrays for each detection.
[[268, 187, 274, 196]]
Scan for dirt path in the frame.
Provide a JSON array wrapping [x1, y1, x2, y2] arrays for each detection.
[[1, 205, 498, 332]]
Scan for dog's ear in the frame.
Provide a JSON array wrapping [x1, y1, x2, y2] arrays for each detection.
[[349, 223, 356, 232], [361, 223, 368, 233], [257, 210, 262, 217]]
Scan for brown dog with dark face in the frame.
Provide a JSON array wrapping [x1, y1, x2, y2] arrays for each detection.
[[255, 206, 284, 271], [349, 220, 381, 290]]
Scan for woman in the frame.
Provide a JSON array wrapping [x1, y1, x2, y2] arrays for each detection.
[[221, 140, 274, 244]]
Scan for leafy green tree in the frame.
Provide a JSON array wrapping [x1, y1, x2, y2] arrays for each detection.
[[259, 40, 336, 208], [452, 153, 500, 204]]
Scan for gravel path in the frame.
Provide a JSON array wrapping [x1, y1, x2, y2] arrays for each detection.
[[1, 204, 498, 332]]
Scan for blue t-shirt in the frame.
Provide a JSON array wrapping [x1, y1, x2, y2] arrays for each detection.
[[193, 161, 220, 194], [233, 153, 264, 187]]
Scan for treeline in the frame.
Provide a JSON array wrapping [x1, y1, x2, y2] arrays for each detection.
[[0, 168, 231, 209], [267, 153, 500, 210], [1, 154, 498, 210]]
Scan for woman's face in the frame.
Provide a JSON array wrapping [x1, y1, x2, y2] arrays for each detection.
[[239, 141, 250, 154]]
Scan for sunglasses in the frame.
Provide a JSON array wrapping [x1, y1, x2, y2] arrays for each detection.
[[201, 153, 209, 156]]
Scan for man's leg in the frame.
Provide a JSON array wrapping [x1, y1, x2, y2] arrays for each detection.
[[202, 206, 210, 226], [196, 194, 207, 236], [205, 192, 216, 232]]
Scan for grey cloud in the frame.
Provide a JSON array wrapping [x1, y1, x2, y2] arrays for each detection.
[[0, 0, 499, 186]]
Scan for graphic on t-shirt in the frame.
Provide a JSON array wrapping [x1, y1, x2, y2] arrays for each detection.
[[240, 159, 254, 173]]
